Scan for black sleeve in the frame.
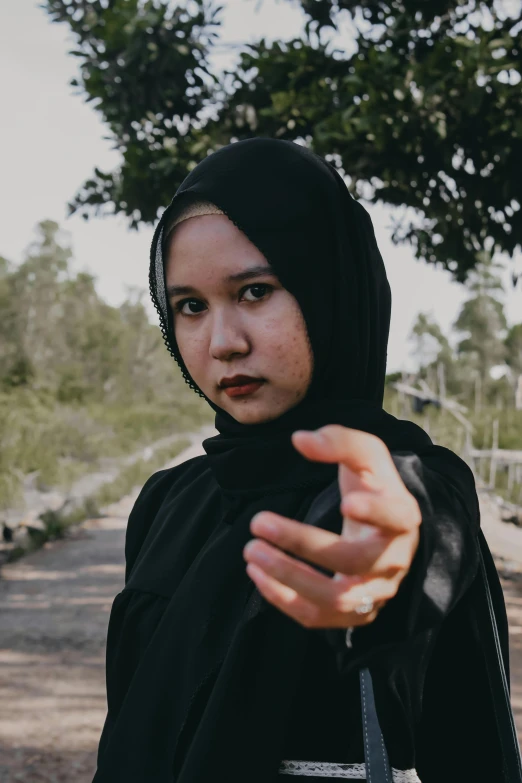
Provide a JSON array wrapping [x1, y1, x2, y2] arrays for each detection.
[[96, 589, 169, 768], [96, 467, 175, 767], [123, 455, 207, 584], [124, 468, 172, 584], [320, 447, 482, 674]]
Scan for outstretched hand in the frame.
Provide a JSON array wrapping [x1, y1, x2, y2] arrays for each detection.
[[243, 425, 421, 629]]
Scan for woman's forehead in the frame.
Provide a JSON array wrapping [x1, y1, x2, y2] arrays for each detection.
[[166, 214, 267, 267]]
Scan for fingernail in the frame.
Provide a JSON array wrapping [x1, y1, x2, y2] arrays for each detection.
[[246, 563, 266, 581], [251, 514, 279, 536], [247, 545, 273, 565], [307, 429, 327, 443]]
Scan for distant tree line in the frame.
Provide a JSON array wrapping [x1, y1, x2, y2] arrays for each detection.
[[0, 220, 187, 405], [0, 220, 212, 508], [407, 252, 522, 409]]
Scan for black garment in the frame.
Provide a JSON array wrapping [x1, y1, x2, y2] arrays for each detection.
[[93, 432, 505, 783], [93, 138, 510, 782]]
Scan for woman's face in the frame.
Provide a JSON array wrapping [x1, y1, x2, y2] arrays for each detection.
[[165, 214, 314, 424]]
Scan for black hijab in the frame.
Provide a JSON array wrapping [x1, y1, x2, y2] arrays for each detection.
[[94, 139, 498, 783], [149, 137, 429, 500], [151, 136, 390, 412]]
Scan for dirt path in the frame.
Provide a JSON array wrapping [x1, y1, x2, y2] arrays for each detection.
[[0, 432, 213, 782], [503, 575, 522, 735], [1, 444, 522, 781], [0, 513, 126, 781]]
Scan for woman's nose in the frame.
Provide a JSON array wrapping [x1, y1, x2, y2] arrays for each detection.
[[209, 312, 250, 360]]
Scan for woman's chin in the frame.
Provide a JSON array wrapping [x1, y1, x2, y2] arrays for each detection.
[[225, 397, 287, 425], [228, 406, 278, 425], [208, 384, 308, 425]]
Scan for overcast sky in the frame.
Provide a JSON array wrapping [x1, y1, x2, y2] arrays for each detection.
[[1, 0, 520, 373]]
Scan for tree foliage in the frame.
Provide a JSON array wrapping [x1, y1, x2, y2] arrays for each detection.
[[409, 251, 521, 405], [43, 0, 522, 281], [44, 0, 224, 223], [0, 219, 215, 506], [453, 251, 508, 378], [0, 219, 190, 404], [505, 322, 522, 377], [410, 311, 453, 369]]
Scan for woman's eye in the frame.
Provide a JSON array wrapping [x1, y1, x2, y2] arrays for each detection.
[[175, 284, 273, 316], [242, 283, 272, 302], [175, 299, 205, 316]]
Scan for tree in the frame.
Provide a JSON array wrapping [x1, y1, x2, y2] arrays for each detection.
[[452, 251, 508, 398], [410, 312, 453, 367], [408, 310, 461, 395], [2, 220, 72, 389], [43, 0, 522, 282], [505, 322, 522, 408], [505, 322, 522, 376], [0, 220, 195, 405]]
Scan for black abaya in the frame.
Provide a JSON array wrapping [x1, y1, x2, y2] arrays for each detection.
[[92, 138, 512, 783]]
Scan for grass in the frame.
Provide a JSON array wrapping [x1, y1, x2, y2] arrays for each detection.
[[6, 436, 192, 563], [383, 386, 522, 506], [92, 439, 191, 508], [0, 388, 213, 509], [4, 381, 520, 567]]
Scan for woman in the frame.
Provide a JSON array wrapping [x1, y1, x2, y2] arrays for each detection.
[[93, 137, 516, 783]]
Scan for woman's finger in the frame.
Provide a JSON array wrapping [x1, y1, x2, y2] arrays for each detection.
[[341, 490, 421, 534], [246, 562, 398, 629], [291, 425, 403, 492], [243, 538, 363, 606], [245, 562, 329, 629], [250, 511, 405, 577]]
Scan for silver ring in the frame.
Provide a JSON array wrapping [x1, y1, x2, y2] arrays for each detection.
[[354, 595, 375, 615]]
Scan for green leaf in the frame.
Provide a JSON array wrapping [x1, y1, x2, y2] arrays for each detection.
[[453, 36, 476, 47]]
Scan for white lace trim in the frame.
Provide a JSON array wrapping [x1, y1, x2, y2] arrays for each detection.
[[278, 760, 421, 781]]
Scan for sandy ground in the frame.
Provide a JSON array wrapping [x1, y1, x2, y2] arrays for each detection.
[[1, 439, 522, 781]]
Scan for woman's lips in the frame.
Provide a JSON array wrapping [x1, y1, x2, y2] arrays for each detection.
[[223, 380, 265, 397]]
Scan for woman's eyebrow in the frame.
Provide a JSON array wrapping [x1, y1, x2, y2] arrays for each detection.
[[167, 264, 277, 297]]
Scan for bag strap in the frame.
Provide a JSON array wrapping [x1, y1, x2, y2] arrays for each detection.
[[476, 539, 522, 781], [303, 480, 522, 782], [360, 667, 393, 783], [302, 482, 394, 782], [358, 541, 522, 783]]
